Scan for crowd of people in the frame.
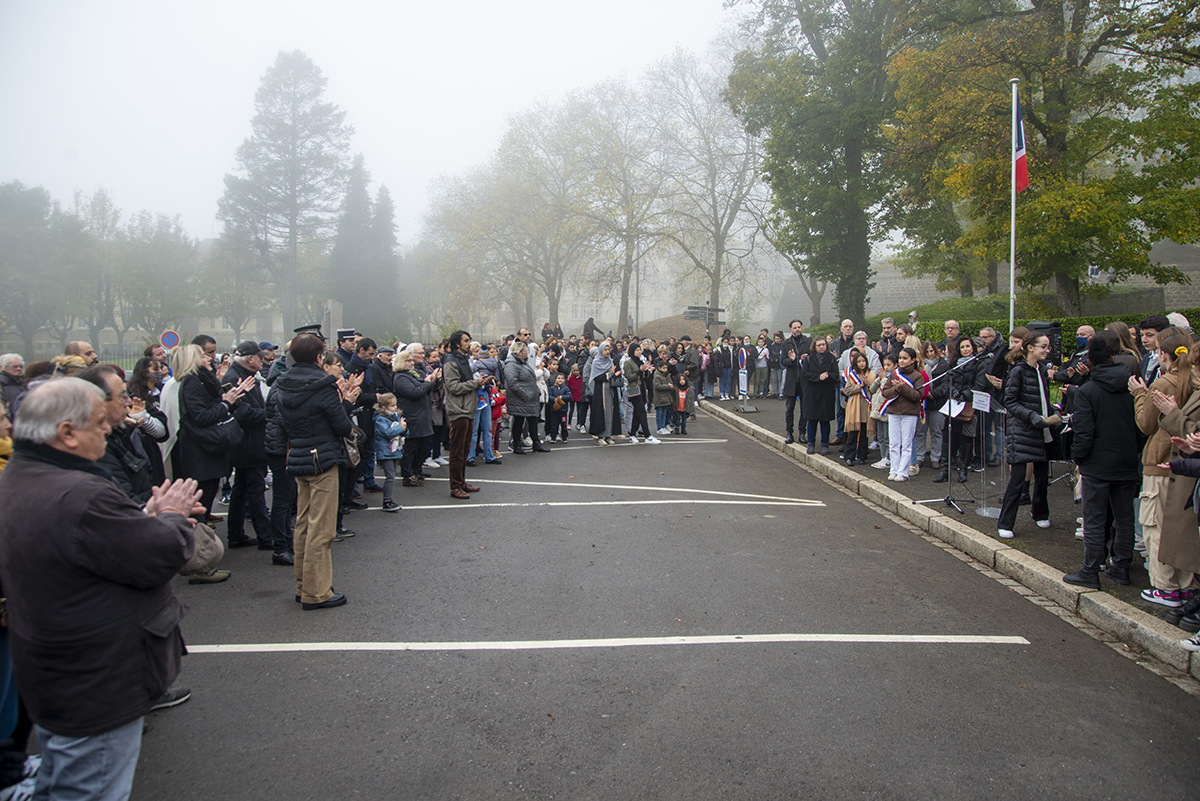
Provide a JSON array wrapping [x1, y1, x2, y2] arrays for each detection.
[[753, 312, 1200, 646], [2, 308, 1200, 797]]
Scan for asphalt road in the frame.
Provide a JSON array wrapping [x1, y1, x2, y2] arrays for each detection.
[[135, 415, 1200, 800]]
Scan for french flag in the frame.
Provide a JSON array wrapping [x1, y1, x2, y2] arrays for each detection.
[[1014, 93, 1029, 193]]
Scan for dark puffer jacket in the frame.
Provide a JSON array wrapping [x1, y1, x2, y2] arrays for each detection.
[[1004, 359, 1054, 464], [274, 362, 353, 476], [503, 354, 540, 417], [1071, 361, 1137, 481], [263, 388, 287, 469]]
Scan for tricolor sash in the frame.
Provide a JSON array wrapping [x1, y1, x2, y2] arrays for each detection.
[[844, 366, 869, 400]]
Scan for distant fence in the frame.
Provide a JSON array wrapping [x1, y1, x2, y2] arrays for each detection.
[[98, 344, 149, 373]]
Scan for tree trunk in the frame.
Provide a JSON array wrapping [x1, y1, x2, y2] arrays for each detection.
[[961, 271, 974, 298], [986, 259, 999, 295], [617, 242, 634, 336], [1054, 271, 1082, 316], [799, 273, 827, 326], [708, 271, 722, 341]]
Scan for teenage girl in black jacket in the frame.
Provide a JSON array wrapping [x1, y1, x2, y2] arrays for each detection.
[[997, 331, 1061, 539]]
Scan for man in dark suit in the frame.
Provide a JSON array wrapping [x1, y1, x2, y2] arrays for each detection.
[[780, 319, 811, 444]]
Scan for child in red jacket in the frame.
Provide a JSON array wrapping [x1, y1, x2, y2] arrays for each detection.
[[567, 364, 584, 433]]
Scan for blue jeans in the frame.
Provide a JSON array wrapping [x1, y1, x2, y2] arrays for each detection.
[[35, 716, 143, 801], [806, 420, 831, 446], [656, 406, 669, 430], [469, 402, 495, 461], [720, 368, 732, 397]]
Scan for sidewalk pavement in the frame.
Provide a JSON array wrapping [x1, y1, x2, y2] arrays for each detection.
[[699, 394, 1200, 683]]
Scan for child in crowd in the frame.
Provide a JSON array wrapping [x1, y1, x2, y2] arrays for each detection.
[[870, 355, 895, 469], [674, 372, 695, 435], [880, 347, 925, 482], [373, 393, 407, 512], [567, 363, 583, 431], [653, 359, 675, 435], [547, 373, 571, 442], [841, 349, 876, 465], [490, 383, 507, 455]]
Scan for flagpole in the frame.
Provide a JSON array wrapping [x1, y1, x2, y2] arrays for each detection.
[[1009, 78, 1019, 334]]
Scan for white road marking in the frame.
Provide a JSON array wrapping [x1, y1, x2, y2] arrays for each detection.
[[376, 498, 821, 512], [190, 633, 1030, 654], [411, 477, 810, 504]]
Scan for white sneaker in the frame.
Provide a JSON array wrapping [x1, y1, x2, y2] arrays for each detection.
[[1075, 527, 1084, 540], [868, 441, 879, 450], [871, 458, 890, 469], [597, 438, 609, 446], [645, 436, 661, 444], [436, 456, 450, 466], [629, 436, 639, 444], [1035, 519, 1051, 529], [908, 464, 920, 477], [997, 529, 1015, 539], [422, 458, 440, 469]]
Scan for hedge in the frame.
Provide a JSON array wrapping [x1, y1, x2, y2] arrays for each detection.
[[911, 308, 1200, 343]]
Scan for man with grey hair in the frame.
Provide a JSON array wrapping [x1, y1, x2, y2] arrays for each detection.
[[0, 353, 23, 410], [0, 377, 203, 801], [879, 317, 901, 364]]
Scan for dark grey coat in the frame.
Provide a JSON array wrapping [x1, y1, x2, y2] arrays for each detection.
[[393, 369, 436, 438], [503, 353, 540, 417]]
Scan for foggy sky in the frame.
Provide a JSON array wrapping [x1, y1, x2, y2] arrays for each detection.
[[0, 0, 735, 246]]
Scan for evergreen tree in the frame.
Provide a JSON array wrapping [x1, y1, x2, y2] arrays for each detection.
[[217, 50, 352, 333], [329, 154, 375, 332], [367, 185, 402, 338]]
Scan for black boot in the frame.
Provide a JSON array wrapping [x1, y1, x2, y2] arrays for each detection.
[[1063, 569, 1101, 589], [933, 466, 949, 483], [1166, 593, 1200, 625], [957, 440, 973, 483], [784, 433, 794, 445], [1180, 610, 1200, 633]]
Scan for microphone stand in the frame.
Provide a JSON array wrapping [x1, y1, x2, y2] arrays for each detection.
[[914, 353, 981, 514]]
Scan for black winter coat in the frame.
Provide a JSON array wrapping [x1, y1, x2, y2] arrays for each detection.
[[1071, 361, 1138, 481], [176, 370, 232, 482], [780, 334, 812, 396], [949, 353, 990, 402], [1004, 360, 1054, 464], [98, 426, 156, 504], [393, 369, 436, 437], [263, 387, 287, 469], [274, 362, 353, 476], [800, 350, 838, 420], [222, 361, 267, 468]]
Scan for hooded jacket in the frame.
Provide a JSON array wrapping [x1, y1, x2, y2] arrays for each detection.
[[1071, 361, 1137, 481], [274, 362, 353, 475]]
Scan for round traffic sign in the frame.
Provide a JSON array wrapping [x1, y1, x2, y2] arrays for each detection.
[[160, 330, 180, 349]]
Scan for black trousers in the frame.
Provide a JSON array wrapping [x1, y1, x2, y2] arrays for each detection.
[[1078, 476, 1136, 573], [629, 394, 651, 438], [843, 428, 870, 462], [227, 464, 270, 543], [784, 394, 806, 437], [998, 459, 1049, 531], [511, 415, 542, 449]]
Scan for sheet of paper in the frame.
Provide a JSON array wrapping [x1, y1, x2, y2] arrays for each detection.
[[972, 390, 992, 413], [941, 400, 966, 417]]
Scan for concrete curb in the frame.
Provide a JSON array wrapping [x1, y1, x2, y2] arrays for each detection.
[[699, 400, 1200, 680]]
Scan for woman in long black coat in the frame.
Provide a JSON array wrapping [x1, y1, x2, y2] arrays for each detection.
[[801, 337, 839, 453], [174, 345, 253, 518]]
